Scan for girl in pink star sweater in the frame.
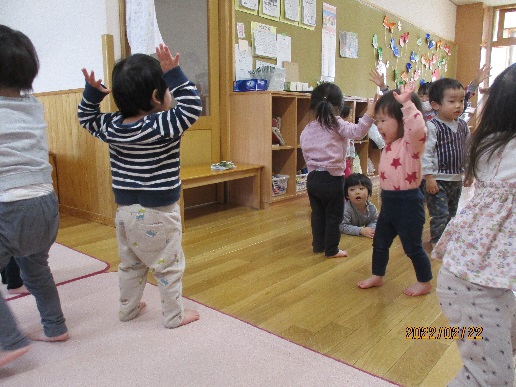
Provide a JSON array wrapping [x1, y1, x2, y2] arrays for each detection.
[[357, 83, 432, 296]]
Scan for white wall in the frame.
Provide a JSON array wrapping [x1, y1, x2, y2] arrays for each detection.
[[360, 0, 457, 41], [2, 0, 457, 93], [1, 0, 120, 93]]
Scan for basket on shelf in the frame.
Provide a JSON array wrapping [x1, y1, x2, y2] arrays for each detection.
[[272, 174, 289, 196], [295, 173, 308, 192]]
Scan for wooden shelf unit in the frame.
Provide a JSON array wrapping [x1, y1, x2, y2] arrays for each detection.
[[229, 91, 375, 208]]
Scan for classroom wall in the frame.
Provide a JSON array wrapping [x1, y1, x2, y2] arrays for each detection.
[[235, 0, 457, 98]]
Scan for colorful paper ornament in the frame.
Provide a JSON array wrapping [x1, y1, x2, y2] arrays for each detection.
[[436, 40, 443, 50], [383, 16, 397, 32], [426, 33, 431, 42], [399, 32, 409, 47], [431, 68, 439, 81], [372, 34, 378, 49], [444, 44, 451, 55], [390, 38, 396, 51], [406, 62, 412, 72], [410, 51, 416, 62], [378, 47, 383, 61], [386, 60, 390, 68], [393, 45, 400, 57], [397, 21, 402, 31], [401, 71, 408, 81], [413, 69, 420, 81], [428, 40, 435, 49], [417, 37, 422, 46], [437, 58, 446, 68]]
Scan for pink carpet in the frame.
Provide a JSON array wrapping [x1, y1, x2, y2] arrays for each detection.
[[1, 270, 398, 386], [1, 243, 109, 300]]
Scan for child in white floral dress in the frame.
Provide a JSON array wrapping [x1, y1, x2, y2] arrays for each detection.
[[432, 63, 516, 387]]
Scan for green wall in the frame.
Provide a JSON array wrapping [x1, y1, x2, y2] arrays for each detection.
[[235, 0, 457, 98]]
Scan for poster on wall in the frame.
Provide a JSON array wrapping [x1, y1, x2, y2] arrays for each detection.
[[236, 0, 259, 14], [282, 0, 300, 24], [321, 2, 336, 81], [251, 22, 277, 58], [302, 0, 316, 27], [259, 0, 280, 20], [339, 31, 358, 58]]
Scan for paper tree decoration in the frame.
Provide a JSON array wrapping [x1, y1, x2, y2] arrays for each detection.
[[399, 32, 409, 47], [406, 62, 412, 72], [378, 46, 383, 61], [372, 34, 378, 49]]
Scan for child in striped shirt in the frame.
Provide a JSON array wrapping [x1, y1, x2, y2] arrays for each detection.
[[79, 44, 202, 328]]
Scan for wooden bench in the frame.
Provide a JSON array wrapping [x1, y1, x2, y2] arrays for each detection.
[[179, 163, 263, 231]]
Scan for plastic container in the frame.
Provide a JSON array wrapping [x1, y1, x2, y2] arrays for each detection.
[[295, 173, 308, 192], [272, 174, 289, 196]]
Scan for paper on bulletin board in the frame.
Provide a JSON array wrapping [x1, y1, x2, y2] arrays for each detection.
[[321, 2, 336, 82], [281, 0, 300, 25], [301, 0, 316, 28], [259, 0, 280, 20], [251, 22, 277, 58], [339, 31, 358, 58], [235, 42, 253, 80], [235, 0, 258, 14], [276, 34, 291, 66]]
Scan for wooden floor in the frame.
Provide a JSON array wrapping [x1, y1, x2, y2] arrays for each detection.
[[56, 195, 462, 387]]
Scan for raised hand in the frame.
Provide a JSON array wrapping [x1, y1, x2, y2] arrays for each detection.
[[365, 93, 379, 117], [369, 68, 387, 89], [81, 68, 111, 94], [393, 82, 415, 105], [472, 64, 491, 86], [156, 44, 180, 74]]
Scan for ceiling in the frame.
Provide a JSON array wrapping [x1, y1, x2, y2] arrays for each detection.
[[451, 0, 515, 6]]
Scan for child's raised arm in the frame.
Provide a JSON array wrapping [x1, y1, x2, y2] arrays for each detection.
[[81, 68, 111, 94], [156, 44, 180, 74], [392, 82, 415, 105]]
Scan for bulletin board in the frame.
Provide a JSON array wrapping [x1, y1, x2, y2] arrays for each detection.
[[234, 0, 457, 98]]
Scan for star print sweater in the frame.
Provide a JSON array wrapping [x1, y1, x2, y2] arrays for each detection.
[[378, 101, 426, 191]]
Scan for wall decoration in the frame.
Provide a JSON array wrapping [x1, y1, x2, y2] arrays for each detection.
[[399, 32, 409, 47], [383, 16, 396, 32], [340, 31, 359, 58]]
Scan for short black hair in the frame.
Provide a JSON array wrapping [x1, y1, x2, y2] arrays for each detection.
[[417, 82, 432, 96], [344, 173, 373, 199], [428, 78, 464, 104], [340, 104, 351, 119], [0, 25, 39, 92], [374, 89, 423, 139], [111, 54, 168, 117]]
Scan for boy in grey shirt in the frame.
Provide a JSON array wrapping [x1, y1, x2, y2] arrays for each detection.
[[340, 173, 378, 238]]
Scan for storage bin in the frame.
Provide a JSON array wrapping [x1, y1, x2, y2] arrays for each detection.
[[272, 174, 289, 196], [295, 173, 308, 192]]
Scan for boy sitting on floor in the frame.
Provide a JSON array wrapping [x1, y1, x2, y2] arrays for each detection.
[[339, 173, 378, 239]]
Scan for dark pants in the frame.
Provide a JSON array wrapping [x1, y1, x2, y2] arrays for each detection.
[[306, 171, 344, 257], [372, 189, 432, 283], [1, 258, 23, 289], [425, 180, 462, 244]]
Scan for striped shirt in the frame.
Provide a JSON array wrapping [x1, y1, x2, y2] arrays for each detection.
[[78, 66, 202, 207], [422, 117, 469, 182]]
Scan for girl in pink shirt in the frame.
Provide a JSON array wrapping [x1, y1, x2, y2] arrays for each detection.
[[357, 83, 432, 296]]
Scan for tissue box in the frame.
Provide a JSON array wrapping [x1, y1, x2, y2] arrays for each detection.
[[233, 79, 268, 92]]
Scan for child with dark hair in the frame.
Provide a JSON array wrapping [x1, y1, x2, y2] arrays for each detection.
[[0, 24, 69, 367], [433, 63, 515, 387], [78, 43, 202, 328], [357, 83, 432, 296], [339, 173, 378, 239], [300, 82, 376, 258], [417, 81, 435, 122], [422, 78, 469, 247]]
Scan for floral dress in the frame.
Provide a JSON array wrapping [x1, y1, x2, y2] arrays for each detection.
[[432, 141, 516, 291]]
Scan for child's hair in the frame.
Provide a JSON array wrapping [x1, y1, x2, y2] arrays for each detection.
[[465, 63, 516, 182], [112, 54, 168, 117], [428, 78, 464, 104], [344, 173, 373, 199], [310, 82, 344, 131], [340, 104, 351, 119], [417, 82, 432, 97], [0, 25, 39, 92], [374, 89, 423, 139]]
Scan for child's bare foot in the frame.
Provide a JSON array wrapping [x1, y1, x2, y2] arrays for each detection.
[[8, 285, 30, 295], [357, 275, 384, 289], [29, 331, 70, 342], [0, 346, 30, 367], [178, 308, 200, 327], [328, 250, 348, 258], [403, 282, 432, 296]]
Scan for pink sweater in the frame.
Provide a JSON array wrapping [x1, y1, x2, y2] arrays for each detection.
[[300, 114, 373, 176], [378, 102, 427, 190]]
